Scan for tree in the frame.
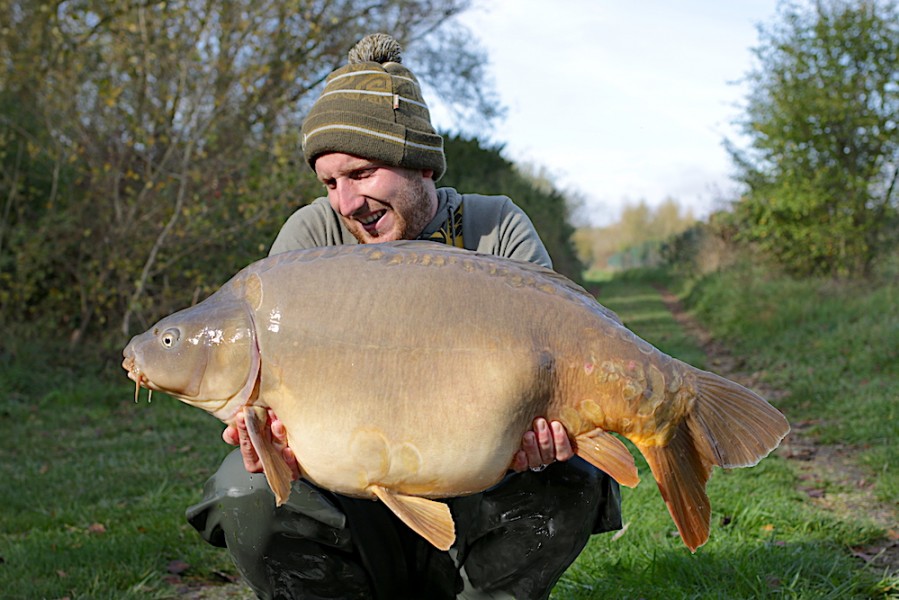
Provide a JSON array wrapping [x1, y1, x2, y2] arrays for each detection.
[[0, 0, 496, 344], [728, 0, 899, 277]]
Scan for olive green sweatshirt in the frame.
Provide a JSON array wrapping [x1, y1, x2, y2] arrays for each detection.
[[269, 188, 553, 269]]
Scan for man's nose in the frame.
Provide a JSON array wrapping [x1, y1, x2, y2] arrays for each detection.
[[332, 179, 364, 216]]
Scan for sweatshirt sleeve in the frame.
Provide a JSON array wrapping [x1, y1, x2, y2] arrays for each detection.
[[269, 197, 352, 256], [462, 194, 553, 269]]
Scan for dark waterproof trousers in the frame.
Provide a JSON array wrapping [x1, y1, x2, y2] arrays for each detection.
[[186, 449, 621, 600]]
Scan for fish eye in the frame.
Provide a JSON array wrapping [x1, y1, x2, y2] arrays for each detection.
[[160, 328, 180, 348]]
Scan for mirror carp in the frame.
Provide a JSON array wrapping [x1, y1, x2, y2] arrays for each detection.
[[122, 241, 789, 552]]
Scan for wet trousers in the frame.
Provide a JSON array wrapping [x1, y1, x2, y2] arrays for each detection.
[[186, 450, 621, 600]]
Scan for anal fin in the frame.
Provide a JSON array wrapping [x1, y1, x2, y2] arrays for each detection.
[[244, 405, 294, 507], [639, 418, 714, 552], [370, 485, 455, 551], [575, 428, 640, 487]]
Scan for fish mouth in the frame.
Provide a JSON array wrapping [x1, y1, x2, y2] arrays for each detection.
[[122, 355, 139, 383], [121, 353, 249, 419], [122, 354, 153, 402]]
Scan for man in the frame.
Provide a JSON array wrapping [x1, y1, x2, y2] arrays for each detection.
[[186, 33, 621, 600]]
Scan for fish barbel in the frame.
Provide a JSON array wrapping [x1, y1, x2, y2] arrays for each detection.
[[122, 241, 789, 552]]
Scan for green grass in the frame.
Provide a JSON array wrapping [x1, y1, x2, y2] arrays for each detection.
[[684, 264, 898, 505], [554, 269, 897, 599], [1, 264, 896, 598], [0, 342, 238, 599]]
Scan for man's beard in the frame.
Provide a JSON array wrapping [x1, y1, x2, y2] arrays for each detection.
[[346, 172, 434, 244]]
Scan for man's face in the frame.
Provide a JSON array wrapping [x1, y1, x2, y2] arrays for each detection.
[[315, 152, 437, 244]]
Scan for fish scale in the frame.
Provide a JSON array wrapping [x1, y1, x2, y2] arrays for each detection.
[[123, 240, 789, 552]]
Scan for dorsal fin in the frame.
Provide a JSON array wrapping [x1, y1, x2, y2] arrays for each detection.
[[380, 241, 625, 324]]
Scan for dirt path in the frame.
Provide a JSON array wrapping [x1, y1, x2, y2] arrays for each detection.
[[654, 284, 899, 578]]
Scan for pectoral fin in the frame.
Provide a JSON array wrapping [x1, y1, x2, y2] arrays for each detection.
[[575, 428, 640, 488], [244, 405, 294, 507], [369, 485, 455, 551]]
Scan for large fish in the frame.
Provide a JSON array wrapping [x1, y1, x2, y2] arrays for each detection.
[[122, 241, 789, 552]]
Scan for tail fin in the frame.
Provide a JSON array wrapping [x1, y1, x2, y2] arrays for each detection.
[[690, 369, 790, 469], [638, 369, 789, 552]]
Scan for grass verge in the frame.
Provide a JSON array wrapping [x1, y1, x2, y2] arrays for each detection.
[[554, 269, 896, 599], [684, 264, 897, 505]]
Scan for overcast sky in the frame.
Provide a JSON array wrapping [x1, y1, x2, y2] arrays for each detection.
[[433, 0, 782, 226]]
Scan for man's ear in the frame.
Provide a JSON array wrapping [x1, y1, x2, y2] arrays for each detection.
[[422, 169, 435, 180]]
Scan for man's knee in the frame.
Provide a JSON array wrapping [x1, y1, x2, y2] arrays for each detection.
[[186, 450, 369, 599], [454, 458, 618, 600]]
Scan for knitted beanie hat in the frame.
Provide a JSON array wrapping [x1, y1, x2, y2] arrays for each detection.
[[301, 33, 446, 180]]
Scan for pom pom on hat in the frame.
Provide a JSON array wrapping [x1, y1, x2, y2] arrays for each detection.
[[301, 33, 446, 180], [348, 33, 403, 64]]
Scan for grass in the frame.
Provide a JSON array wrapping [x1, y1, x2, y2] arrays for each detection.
[[554, 268, 897, 599], [1, 263, 896, 598], [683, 263, 898, 505], [0, 342, 238, 599]]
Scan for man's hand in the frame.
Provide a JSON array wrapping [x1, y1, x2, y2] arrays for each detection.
[[224, 412, 570, 478], [510, 418, 575, 473], [222, 408, 301, 481]]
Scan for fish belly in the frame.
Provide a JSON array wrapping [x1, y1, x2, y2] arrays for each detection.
[[261, 343, 551, 498]]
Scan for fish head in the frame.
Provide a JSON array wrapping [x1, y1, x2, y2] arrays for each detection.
[[122, 289, 260, 423]]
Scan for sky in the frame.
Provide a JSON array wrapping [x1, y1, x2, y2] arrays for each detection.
[[433, 0, 782, 226]]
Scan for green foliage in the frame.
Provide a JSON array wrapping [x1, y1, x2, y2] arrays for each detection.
[[561, 466, 885, 599], [662, 210, 747, 277], [441, 134, 584, 279], [0, 0, 493, 347], [730, 0, 899, 277]]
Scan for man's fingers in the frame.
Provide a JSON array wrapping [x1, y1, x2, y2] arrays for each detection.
[[551, 421, 575, 461], [237, 411, 264, 473], [534, 418, 555, 464], [521, 430, 543, 468], [519, 419, 576, 472], [271, 417, 288, 444], [510, 450, 529, 473], [238, 429, 262, 472], [222, 424, 239, 446], [282, 446, 301, 481]]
